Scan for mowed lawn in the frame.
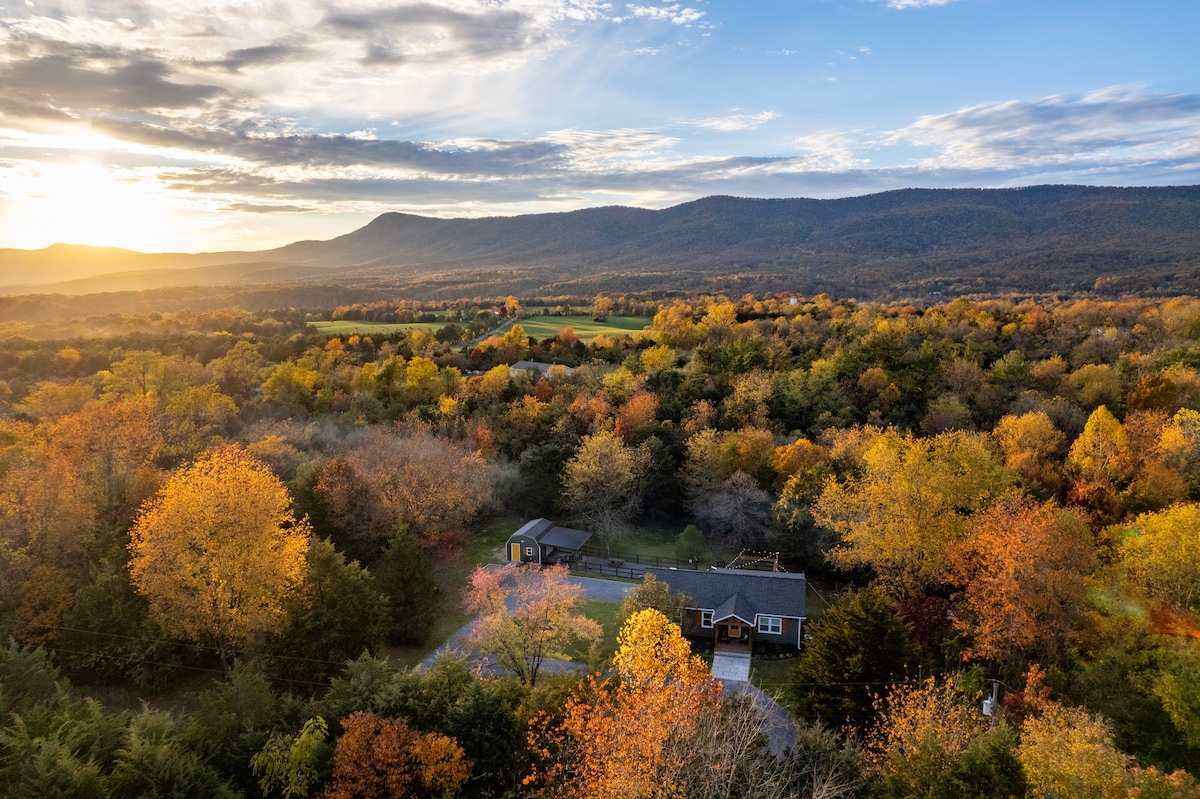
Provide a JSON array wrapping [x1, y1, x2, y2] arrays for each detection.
[[515, 315, 652, 342], [311, 315, 652, 342], [311, 320, 447, 336]]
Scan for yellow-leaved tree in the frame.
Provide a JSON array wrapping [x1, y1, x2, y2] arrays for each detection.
[[525, 608, 721, 799], [814, 429, 1011, 597], [128, 444, 311, 668]]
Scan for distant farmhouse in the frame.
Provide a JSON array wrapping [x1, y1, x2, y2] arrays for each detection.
[[505, 518, 592, 565]]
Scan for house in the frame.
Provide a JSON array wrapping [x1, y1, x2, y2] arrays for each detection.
[[645, 567, 807, 652], [506, 518, 592, 565]]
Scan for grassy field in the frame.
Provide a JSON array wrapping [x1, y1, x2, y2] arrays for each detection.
[[515, 315, 652, 342], [311, 315, 653, 342], [595, 521, 739, 570], [562, 599, 623, 666], [311, 320, 446, 336], [750, 655, 798, 698]]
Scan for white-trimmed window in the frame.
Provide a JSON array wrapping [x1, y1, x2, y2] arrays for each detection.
[[700, 610, 714, 628], [525, 546, 534, 558], [758, 616, 783, 635]]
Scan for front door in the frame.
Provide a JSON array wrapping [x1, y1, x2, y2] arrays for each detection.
[[509, 542, 521, 562]]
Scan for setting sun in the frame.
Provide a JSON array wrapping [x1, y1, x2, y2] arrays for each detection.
[[4, 161, 177, 252]]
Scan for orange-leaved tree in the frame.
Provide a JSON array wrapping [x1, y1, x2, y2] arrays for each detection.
[[464, 563, 600, 687], [322, 712, 471, 799], [128, 443, 311, 668], [946, 491, 1094, 670], [525, 608, 722, 799]]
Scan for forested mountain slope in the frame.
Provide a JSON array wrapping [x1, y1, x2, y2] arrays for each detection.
[[3, 185, 1199, 299]]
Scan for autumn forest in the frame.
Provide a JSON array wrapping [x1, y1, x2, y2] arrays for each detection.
[[4, 290, 1200, 797]]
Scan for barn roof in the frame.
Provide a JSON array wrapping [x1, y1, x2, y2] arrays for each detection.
[[508, 518, 592, 550]]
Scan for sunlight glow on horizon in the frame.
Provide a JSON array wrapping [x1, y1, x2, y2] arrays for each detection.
[[3, 161, 180, 252]]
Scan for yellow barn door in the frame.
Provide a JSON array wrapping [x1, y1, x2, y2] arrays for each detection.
[[509, 543, 521, 562]]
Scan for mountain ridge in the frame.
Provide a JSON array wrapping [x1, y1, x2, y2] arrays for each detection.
[[3, 185, 1200, 300]]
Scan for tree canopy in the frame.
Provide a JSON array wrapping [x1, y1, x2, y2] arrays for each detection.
[[128, 444, 311, 666]]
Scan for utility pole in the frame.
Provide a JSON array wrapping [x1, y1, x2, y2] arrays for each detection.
[[982, 678, 1000, 717]]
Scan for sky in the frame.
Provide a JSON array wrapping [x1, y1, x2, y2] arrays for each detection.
[[0, 0, 1197, 253]]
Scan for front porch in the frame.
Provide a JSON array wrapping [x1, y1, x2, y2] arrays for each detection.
[[714, 638, 752, 656], [713, 620, 753, 655]]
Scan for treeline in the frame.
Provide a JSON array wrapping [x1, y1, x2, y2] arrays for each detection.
[[4, 289, 1200, 795]]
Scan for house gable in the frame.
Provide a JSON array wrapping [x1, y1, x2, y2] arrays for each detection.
[[712, 593, 757, 626]]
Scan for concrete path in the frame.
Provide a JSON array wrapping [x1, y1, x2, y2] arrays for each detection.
[[711, 652, 752, 682]]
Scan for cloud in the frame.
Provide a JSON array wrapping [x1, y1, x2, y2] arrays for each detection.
[[694, 111, 779, 132], [0, 35, 227, 122], [624, 4, 706, 25], [874, 0, 961, 9], [888, 86, 1200, 170], [323, 3, 548, 64], [792, 132, 871, 171], [204, 42, 313, 73]]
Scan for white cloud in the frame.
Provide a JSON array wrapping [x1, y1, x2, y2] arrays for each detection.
[[876, 0, 961, 9], [693, 111, 779, 132], [540, 127, 682, 170], [888, 86, 1200, 170], [792, 132, 871, 171], [625, 3, 705, 25]]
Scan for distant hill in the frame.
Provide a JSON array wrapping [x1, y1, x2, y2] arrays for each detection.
[[3, 185, 1200, 302]]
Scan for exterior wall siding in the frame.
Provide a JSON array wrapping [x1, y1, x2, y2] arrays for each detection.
[[506, 535, 541, 563]]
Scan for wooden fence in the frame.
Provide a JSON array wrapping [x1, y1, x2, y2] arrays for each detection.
[[571, 560, 646, 580], [577, 544, 701, 571]]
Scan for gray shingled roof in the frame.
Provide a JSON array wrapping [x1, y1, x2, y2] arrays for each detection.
[[712, 594, 757, 625], [536, 524, 591, 550], [645, 567, 807, 620], [511, 518, 553, 539], [508, 518, 592, 551]]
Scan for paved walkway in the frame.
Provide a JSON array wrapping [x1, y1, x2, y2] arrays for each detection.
[[711, 651, 752, 682]]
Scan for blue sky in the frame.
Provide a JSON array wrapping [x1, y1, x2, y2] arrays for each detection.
[[0, 0, 1197, 252]]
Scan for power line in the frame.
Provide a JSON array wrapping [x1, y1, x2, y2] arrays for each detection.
[[35, 622, 360, 669], [35, 643, 330, 689]]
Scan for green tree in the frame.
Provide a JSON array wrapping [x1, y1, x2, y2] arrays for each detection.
[[674, 524, 708, 563], [615, 572, 693, 631], [372, 529, 440, 646], [442, 681, 522, 797], [790, 588, 919, 730], [250, 716, 329, 799], [269, 538, 388, 682], [163, 384, 239, 461], [561, 430, 652, 535]]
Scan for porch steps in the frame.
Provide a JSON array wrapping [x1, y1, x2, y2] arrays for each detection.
[[710, 652, 752, 683]]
